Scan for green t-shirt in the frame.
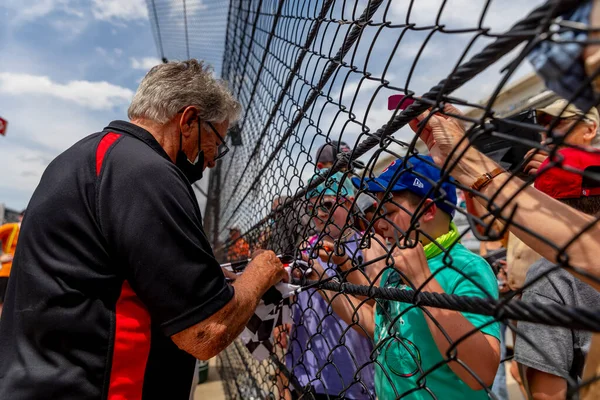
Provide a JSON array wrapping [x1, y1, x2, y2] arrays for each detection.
[[374, 243, 500, 400]]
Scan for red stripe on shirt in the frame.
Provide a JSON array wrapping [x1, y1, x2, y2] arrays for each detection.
[[96, 132, 121, 176], [107, 281, 152, 400]]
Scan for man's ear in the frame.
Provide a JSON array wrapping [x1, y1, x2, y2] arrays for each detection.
[[179, 107, 199, 137], [421, 198, 437, 223]]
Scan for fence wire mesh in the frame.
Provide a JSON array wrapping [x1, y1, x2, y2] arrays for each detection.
[[151, 0, 600, 399]]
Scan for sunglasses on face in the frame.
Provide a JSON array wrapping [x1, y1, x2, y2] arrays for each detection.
[[307, 199, 346, 214]]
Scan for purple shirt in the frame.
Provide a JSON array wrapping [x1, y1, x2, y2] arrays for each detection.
[[286, 234, 375, 399]]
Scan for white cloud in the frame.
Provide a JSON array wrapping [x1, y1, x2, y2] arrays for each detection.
[[183, 0, 208, 14], [332, 79, 382, 103], [396, 40, 439, 61], [114, 48, 123, 56], [0, 98, 112, 208], [0, 145, 51, 193], [130, 57, 162, 71], [7, 0, 63, 22], [92, 0, 148, 22], [49, 17, 88, 37], [5, 0, 87, 36], [390, 0, 545, 32], [0, 72, 133, 110], [95, 47, 108, 57]]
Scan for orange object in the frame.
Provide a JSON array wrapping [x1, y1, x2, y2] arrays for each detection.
[[0, 222, 20, 277], [227, 237, 250, 262]]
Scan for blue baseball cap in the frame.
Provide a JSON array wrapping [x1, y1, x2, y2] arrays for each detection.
[[351, 155, 457, 217], [306, 169, 356, 200]]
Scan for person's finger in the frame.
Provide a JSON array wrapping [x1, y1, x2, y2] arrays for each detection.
[[417, 122, 436, 150], [280, 269, 290, 283], [222, 268, 238, 281], [528, 167, 539, 176], [318, 239, 334, 253], [409, 112, 432, 133], [525, 148, 537, 158], [524, 159, 542, 175], [408, 117, 421, 133], [317, 249, 330, 261], [523, 160, 541, 174], [292, 268, 303, 280], [525, 148, 548, 161], [251, 249, 267, 258], [443, 103, 464, 117]]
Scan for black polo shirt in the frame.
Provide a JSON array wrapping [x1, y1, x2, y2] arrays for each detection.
[[0, 121, 234, 400]]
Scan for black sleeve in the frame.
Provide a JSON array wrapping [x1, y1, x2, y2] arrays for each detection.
[[98, 144, 234, 337]]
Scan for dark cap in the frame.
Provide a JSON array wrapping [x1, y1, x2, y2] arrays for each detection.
[[315, 141, 365, 169]]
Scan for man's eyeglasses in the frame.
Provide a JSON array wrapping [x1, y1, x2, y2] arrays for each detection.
[[204, 120, 230, 161], [177, 107, 230, 161]]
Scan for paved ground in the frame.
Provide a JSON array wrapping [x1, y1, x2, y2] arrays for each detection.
[[507, 363, 525, 400], [194, 358, 225, 400]]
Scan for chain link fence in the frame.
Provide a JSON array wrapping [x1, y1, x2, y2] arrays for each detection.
[[150, 0, 600, 398]]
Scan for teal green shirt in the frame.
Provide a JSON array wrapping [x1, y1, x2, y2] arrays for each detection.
[[374, 243, 500, 399]]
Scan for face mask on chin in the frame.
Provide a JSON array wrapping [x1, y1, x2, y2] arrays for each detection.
[[175, 118, 205, 184]]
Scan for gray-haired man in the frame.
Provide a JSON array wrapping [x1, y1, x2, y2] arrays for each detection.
[[0, 59, 286, 400]]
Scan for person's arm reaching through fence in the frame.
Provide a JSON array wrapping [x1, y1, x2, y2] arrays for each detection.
[[317, 233, 390, 287], [409, 105, 600, 289], [299, 257, 376, 338], [391, 242, 501, 390]]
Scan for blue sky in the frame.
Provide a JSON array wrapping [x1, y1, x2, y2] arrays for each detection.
[[0, 0, 166, 210], [0, 0, 547, 217], [216, 0, 548, 233]]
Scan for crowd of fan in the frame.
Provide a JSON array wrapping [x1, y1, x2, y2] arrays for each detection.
[[214, 4, 600, 398], [218, 97, 600, 400]]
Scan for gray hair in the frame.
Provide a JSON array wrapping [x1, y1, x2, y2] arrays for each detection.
[[128, 59, 241, 124]]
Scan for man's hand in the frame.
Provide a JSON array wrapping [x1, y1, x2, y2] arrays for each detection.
[[245, 250, 287, 289], [293, 254, 326, 282], [0, 254, 13, 263], [173, 250, 286, 361], [408, 104, 468, 167], [408, 104, 498, 186], [391, 241, 431, 288], [523, 149, 548, 176], [316, 240, 350, 266], [221, 267, 238, 281], [360, 233, 390, 284]]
